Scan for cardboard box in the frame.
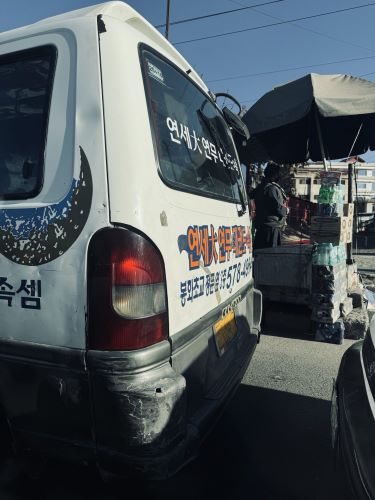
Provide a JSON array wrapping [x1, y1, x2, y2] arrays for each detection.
[[310, 216, 352, 244], [310, 231, 352, 244], [343, 203, 354, 217]]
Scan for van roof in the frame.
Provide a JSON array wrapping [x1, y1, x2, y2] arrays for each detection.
[[32, 1, 143, 26], [0, 1, 208, 93]]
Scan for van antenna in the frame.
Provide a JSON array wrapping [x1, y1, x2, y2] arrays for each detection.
[[165, 0, 171, 40]]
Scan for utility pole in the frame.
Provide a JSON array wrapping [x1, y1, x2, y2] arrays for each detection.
[[165, 0, 171, 40], [347, 163, 354, 264]]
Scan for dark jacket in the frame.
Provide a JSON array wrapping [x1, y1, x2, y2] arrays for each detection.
[[252, 179, 287, 229]]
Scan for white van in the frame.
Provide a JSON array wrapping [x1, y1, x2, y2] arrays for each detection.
[[0, 1, 262, 479]]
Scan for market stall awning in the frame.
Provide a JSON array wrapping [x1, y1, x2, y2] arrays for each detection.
[[238, 73, 375, 164]]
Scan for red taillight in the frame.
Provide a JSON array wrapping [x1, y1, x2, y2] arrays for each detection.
[[87, 228, 168, 350]]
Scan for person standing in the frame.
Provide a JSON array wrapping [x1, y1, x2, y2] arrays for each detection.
[[251, 162, 287, 250]]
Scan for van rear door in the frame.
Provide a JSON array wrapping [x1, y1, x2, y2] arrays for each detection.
[[139, 47, 258, 417], [99, 20, 258, 423], [0, 25, 108, 349]]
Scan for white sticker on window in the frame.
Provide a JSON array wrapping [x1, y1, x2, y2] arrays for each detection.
[[147, 61, 164, 83], [165, 116, 240, 174]]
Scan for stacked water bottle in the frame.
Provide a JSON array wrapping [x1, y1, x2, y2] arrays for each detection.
[[311, 172, 352, 344], [311, 242, 346, 266]]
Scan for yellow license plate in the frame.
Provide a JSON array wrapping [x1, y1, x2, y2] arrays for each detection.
[[213, 310, 237, 356]]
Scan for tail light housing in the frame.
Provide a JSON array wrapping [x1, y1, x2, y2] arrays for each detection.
[[87, 227, 168, 350]]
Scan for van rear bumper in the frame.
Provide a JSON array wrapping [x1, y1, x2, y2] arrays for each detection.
[[87, 329, 256, 479], [0, 316, 257, 479], [87, 343, 189, 478], [0, 339, 94, 463]]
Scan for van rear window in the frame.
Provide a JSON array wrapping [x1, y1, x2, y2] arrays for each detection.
[[0, 45, 56, 200], [141, 48, 243, 204]]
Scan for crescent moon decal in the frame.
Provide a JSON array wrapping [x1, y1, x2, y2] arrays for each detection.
[[0, 147, 93, 266]]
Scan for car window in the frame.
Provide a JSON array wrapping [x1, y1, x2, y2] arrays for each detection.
[[141, 48, 243, 204], [0, 45, 56, 200]]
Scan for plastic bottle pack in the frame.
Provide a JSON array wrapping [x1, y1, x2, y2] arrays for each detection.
[[314, 319, 345, 344], [317, 184, 344, 217], [312, 243, 340, 266]]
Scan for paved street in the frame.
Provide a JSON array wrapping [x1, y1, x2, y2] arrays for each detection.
[[354, 248, 375, 274], [0, 331, 357, 500]]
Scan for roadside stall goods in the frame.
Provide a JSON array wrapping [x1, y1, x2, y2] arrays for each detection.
[[311, 172, 353, 343], [253, 171, 355, 343], [241, 72, 371, 344]]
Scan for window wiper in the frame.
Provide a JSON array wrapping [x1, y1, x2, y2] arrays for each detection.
[[237, 180, 247, 217], [227, 166, 247, 217]]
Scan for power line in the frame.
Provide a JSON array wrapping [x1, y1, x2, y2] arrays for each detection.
[[154, 0, 286, 28], [174, 2, 375, 45], [242, 2, 375, 54], [209, 2, 375, 106], [207, 54, 375, 83], [211, 0, 375, 92]]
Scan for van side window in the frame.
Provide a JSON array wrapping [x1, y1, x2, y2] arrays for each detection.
[[141, 48, 243, 204], [0, 45, 56, 200]]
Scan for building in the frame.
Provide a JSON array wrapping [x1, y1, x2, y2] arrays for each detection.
[[293, 162, 375, 217]]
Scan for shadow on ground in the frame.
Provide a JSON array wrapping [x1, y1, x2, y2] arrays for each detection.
[[0, 385, 353, 500], [262, 301, 314, 342]]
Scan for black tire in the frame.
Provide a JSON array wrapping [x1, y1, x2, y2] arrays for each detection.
[[334, 419, 357, 499]]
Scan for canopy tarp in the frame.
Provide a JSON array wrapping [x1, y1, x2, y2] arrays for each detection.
[[239, 73, 375, 164]]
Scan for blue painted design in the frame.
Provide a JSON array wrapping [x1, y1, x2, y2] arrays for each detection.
[[0, 179, 78, 240], [0, 147, 93, 266]]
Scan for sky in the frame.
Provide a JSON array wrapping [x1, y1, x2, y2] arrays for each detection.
[[2, 0, 375, 161]]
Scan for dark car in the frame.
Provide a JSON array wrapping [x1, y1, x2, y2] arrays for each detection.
[[332, 318, 375, 499]]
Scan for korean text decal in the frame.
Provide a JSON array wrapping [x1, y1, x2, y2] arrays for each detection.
[[179, 259, 252, 307], [178, 224, 251, 270], [178, 224, 252, 307], [0, 278, 42, 309], [166, 117, 240, 175]]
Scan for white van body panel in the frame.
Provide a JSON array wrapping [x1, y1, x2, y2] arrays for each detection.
[[0, 21, 108, 348], [0, 2, 261, 479], [100, 16, 253, 337]]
